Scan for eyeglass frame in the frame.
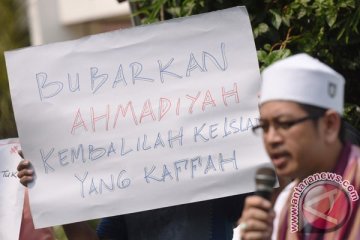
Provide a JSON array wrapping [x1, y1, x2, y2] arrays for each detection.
[[252, 115, 323, 135]]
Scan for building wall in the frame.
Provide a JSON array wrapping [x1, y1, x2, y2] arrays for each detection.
[[26, 0, 132, 45]]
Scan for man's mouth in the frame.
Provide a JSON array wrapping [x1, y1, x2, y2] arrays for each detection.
[[269, 152, 290, 169]]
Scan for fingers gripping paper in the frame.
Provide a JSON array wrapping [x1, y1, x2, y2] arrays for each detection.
[[5, 7, 270, 228]]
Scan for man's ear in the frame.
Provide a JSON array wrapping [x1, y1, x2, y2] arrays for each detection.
[[322, 110, 341, 144]]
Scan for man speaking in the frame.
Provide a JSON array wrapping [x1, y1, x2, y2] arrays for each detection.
[[237, 54, 360, 239]]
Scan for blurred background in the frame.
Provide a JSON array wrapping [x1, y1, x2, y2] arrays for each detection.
[[1, 0, 359, 239]]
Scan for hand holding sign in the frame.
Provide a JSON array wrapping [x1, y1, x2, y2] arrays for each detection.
[[17, 158, 35, 186]]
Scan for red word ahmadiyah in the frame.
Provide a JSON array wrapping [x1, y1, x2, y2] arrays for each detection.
[[70, 83, 239, 134]]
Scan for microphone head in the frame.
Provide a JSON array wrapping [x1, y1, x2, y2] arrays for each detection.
[[255, 167, 276, 200]]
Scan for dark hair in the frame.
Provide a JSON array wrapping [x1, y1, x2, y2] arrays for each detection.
[[298, 103, 345, 143]]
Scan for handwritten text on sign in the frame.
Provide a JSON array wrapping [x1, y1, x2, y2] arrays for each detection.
[[5, 7, 269, 228]]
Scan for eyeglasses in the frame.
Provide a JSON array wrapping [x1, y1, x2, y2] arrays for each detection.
[[252, 115, 321, 136]]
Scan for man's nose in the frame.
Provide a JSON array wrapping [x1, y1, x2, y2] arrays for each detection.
[[264, 125, 284, 145]]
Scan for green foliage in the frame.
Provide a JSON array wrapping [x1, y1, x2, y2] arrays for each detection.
[[344, 103, 360, 130], [0, 0, 29, 138], [130, 0, 208, 24], [131, 0, 360, 130]]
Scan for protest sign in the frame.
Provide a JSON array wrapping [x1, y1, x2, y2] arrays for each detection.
[[5, 6, 270, 228], [0, 138, 24, 240]]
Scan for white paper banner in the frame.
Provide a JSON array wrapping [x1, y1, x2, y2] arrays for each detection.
[[0, 138, 24, 240], [5, 7, 270, 228]]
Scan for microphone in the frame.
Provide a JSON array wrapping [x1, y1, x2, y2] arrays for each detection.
[[255, 167, 276, 201]]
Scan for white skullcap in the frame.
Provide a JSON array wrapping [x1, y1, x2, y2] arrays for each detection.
[[260, 53, 345, 114]]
